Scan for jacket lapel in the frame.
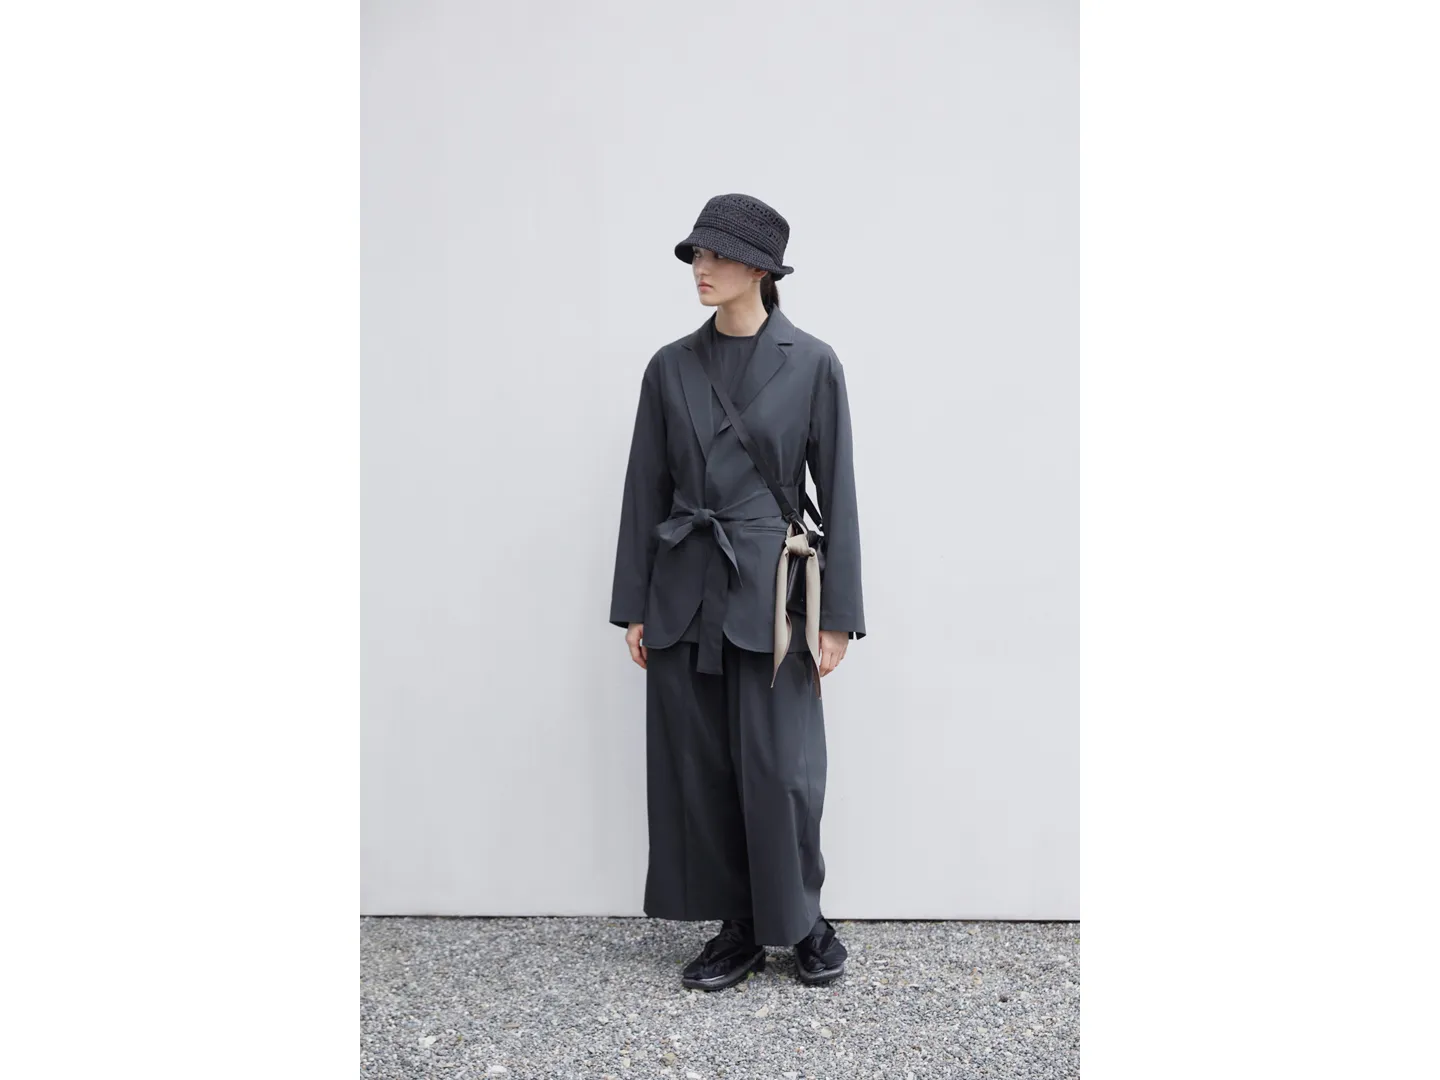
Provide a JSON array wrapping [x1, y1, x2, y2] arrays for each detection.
[[678, 317, 717, 458], [721, 307, 795, 433]]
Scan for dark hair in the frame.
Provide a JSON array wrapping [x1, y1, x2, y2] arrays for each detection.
[[759, 272, 781, 313]]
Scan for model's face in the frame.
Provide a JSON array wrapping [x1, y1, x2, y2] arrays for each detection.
[[691, 247, 765, 306]]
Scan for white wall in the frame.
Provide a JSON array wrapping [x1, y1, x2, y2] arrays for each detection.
[[362, 0, 1077, 919]]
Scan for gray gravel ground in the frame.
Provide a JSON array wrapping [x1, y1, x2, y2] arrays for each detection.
[[361, 916, 1079, 1080]]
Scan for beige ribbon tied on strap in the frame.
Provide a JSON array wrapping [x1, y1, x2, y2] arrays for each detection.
[[773, 520, 823, 697]]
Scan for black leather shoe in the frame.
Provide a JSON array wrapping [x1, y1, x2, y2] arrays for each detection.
[[680, 919, 767, 991], [793, 914, 847, 985]]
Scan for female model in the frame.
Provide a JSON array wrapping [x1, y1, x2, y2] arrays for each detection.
[[609, 192, 865, 991]]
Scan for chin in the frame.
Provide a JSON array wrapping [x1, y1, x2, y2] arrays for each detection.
[[697, 291, 720, 306]]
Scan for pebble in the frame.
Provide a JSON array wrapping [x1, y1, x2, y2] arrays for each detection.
[[360, 916, 1079, 1079]]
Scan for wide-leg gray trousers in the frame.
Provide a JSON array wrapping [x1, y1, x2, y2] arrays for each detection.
[[642, 636, 829, 946]]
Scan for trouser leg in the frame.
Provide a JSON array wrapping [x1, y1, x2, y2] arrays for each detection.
[[726, 641, 829, 946], [642, 641, 752, 923]]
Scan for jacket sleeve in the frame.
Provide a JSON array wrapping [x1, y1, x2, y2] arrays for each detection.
[[609, 352, 673, 629], [806, 350, 866, 639]]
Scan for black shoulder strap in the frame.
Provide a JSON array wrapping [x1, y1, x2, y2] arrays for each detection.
[[695, 326, 823, 530]]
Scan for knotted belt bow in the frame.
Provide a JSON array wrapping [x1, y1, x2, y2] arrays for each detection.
[[653, 492, 768, 675], [773, 520, 823, 698], [653, 496, 745, 579]]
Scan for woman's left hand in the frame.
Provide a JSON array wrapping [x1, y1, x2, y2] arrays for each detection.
[[818, 629, 849, 677]]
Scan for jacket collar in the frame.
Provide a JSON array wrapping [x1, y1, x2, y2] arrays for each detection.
[[678, 307, 796, 458]]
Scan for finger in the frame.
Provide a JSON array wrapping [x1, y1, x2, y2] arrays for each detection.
[[640, 644, 648, 668]]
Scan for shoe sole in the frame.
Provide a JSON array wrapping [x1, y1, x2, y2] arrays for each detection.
[[796, 960, 845, 986], [681, 948, 767, 991]]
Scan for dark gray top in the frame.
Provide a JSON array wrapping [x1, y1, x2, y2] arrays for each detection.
[[704, 319, 762, 429]]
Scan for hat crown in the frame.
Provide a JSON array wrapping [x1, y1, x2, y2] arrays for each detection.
[[694, 193, 790, 256]]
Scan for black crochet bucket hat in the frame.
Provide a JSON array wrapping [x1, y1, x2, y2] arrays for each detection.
[[674, 193, 794, 279]]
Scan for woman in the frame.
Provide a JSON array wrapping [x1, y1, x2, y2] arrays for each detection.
[[608, 192, 866, 991]]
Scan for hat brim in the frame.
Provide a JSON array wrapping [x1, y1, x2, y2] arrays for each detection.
[[674, 226, 792, 279]]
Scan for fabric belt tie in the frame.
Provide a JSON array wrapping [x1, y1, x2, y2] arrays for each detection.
[[654, 493, 765, 675], [654, 503, 740, 582], [772, 524, 823, 698]]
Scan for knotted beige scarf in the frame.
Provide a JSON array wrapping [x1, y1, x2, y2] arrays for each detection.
[[772, 522, 823, 697]]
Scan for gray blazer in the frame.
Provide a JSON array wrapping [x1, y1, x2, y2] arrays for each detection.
[[609, 306, 866, 653]]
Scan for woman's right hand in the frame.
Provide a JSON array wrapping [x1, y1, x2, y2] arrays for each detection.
[[626, 623, 647, 670]]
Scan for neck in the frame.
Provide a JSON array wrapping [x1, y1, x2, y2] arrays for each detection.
[[714, 290, 768, 336]]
